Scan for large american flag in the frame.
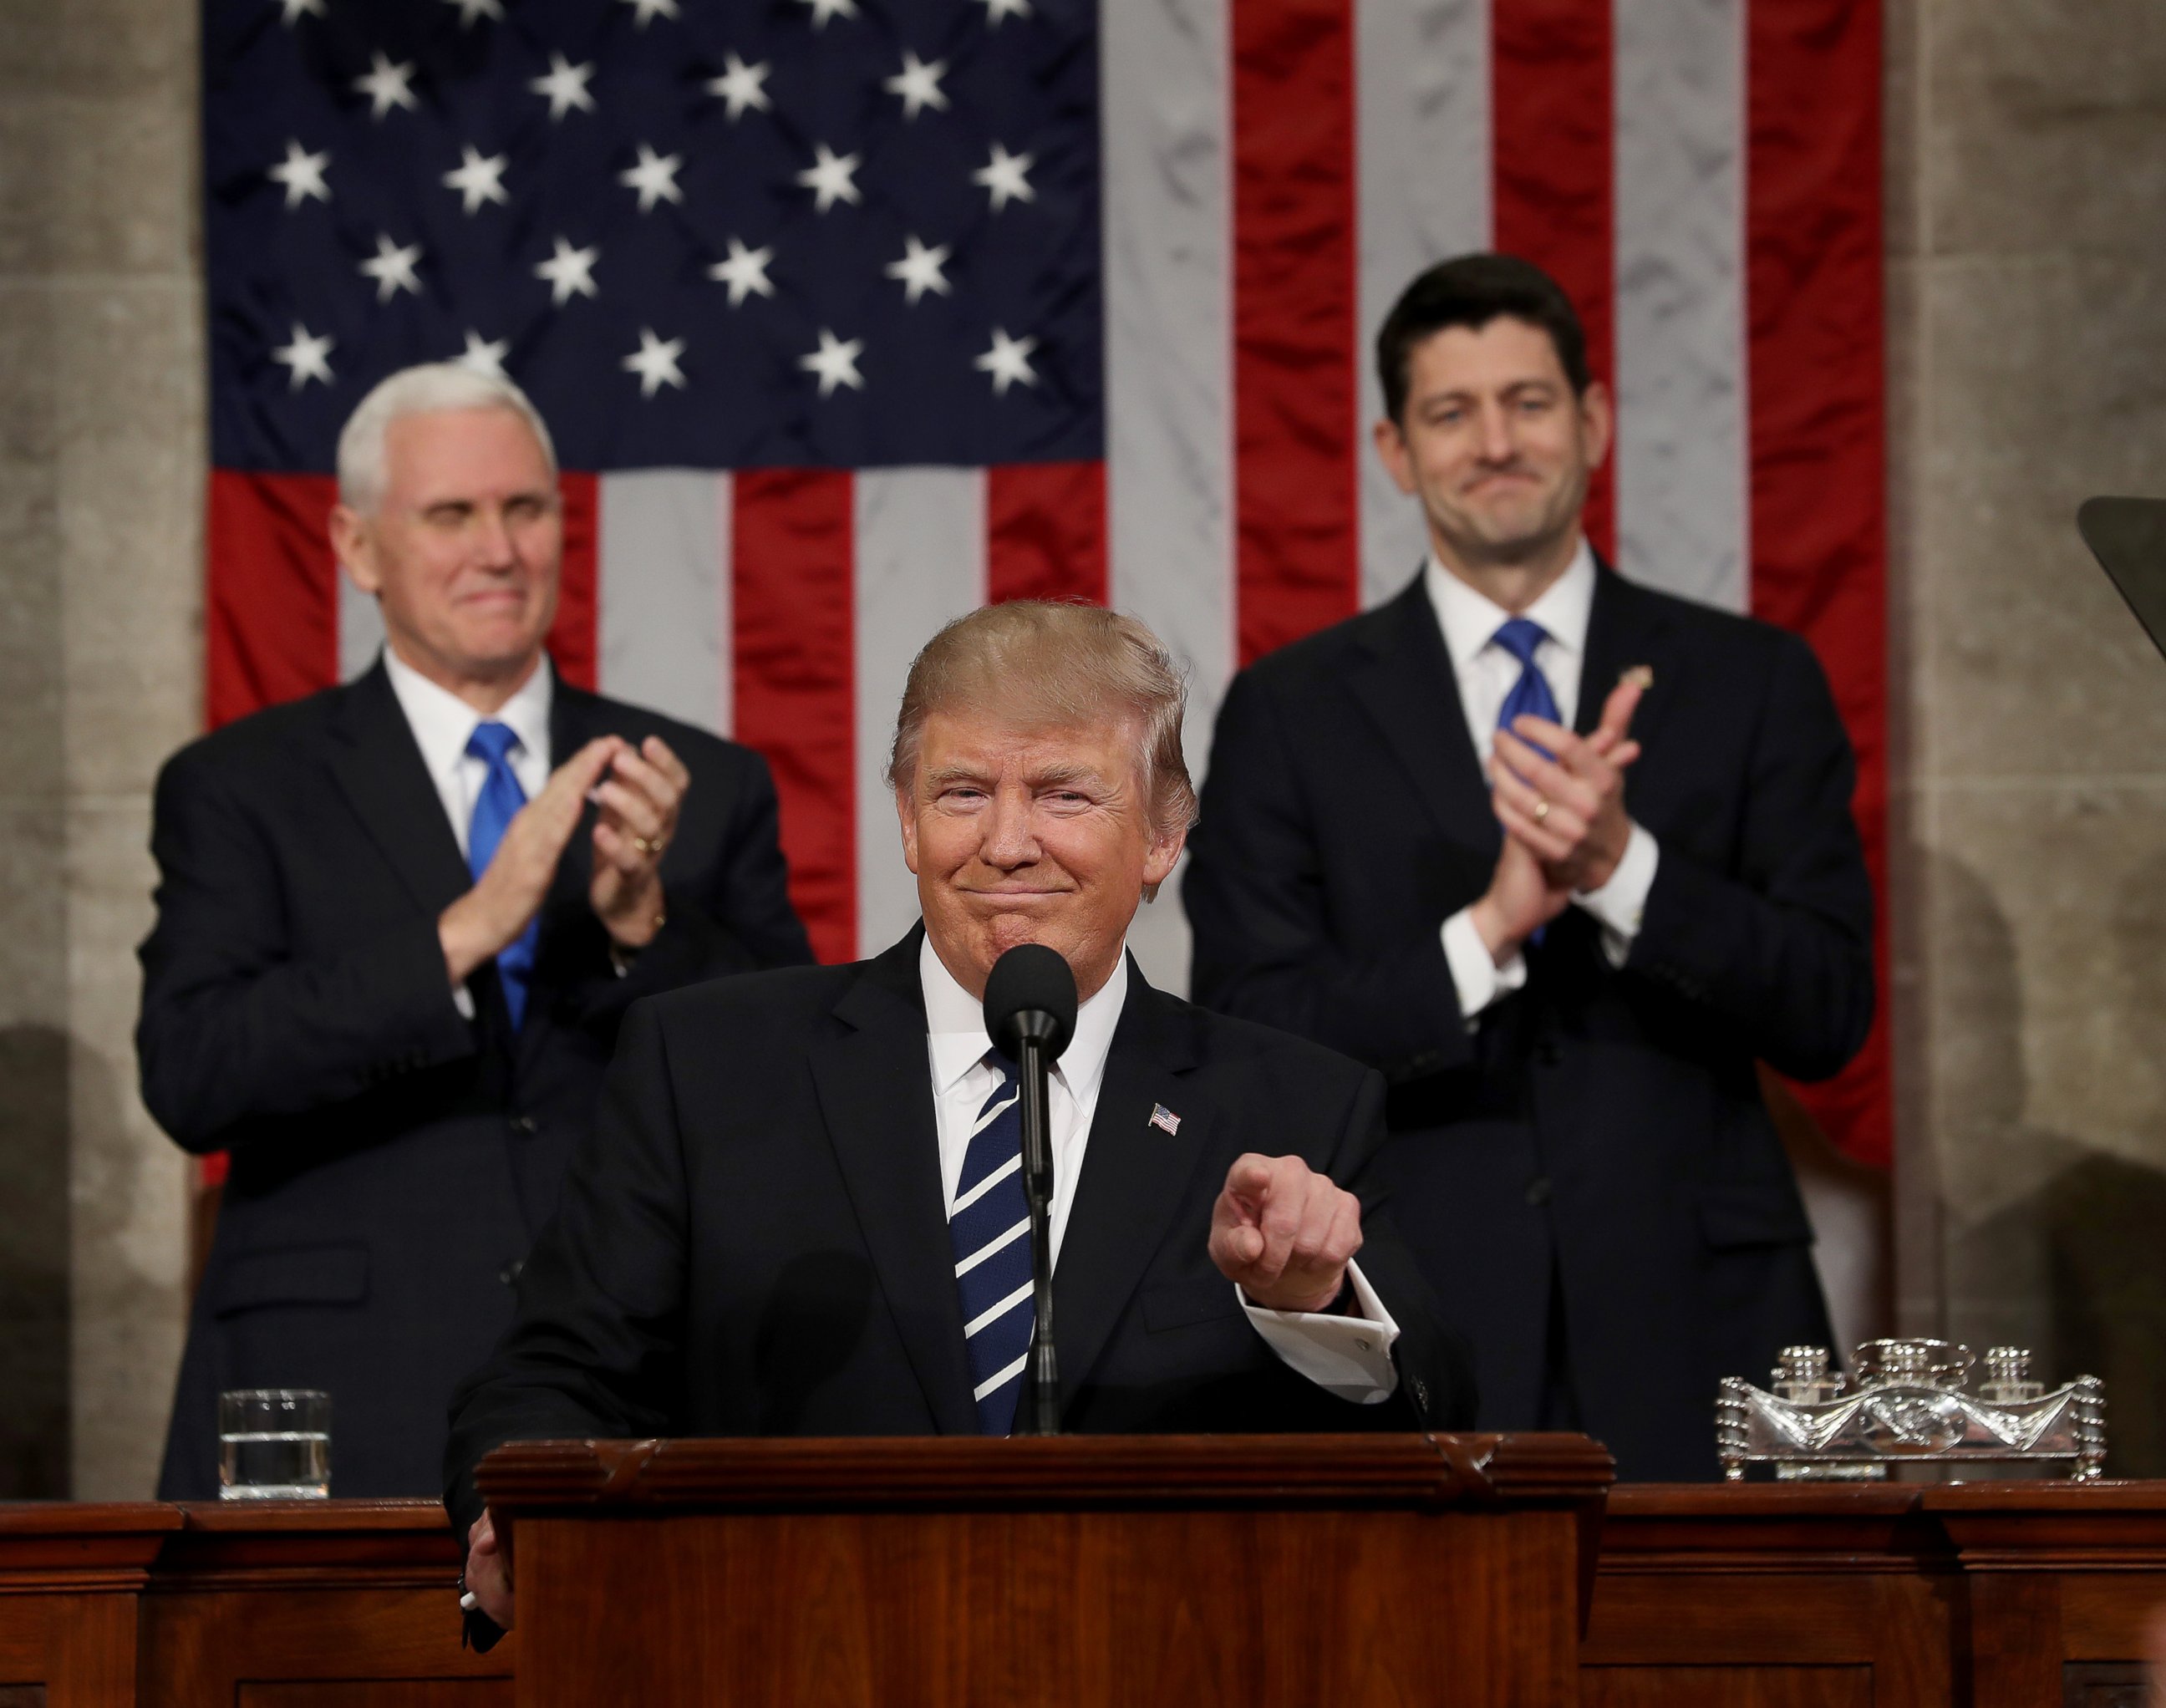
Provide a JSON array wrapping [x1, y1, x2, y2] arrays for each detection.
[[203, 0, 1889, 1165]]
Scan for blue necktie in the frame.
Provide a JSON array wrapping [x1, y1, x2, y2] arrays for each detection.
[[1492, 617, 1561, 752], [1492, 618, 1559, 947], [465, 721, 539, 1030], [950, 1053, 1035, 1435]]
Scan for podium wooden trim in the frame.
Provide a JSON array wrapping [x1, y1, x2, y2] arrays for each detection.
[[479, 1432, 1614, 1708]]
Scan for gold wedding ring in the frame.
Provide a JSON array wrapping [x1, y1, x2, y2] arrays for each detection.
[[632, 835, 661, 856], [1533, 798, 1551, 823]]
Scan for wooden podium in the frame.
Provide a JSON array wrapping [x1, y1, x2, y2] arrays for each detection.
[[475, 1431, 1614, 1708]]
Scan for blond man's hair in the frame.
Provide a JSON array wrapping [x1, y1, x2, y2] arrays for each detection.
[[887, 601, 1199, 846]]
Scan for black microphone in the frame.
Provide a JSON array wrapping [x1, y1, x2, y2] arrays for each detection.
[[982, 943, 1077, 1436]]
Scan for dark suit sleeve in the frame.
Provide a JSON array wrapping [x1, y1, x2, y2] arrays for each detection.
[[135, 750, 478, 1152], [1627, 631, 1876, 1080], [1187, 671, 1477, 1081], [444, 999, 689, 1538], [1328, 1069, 1478, 1429]]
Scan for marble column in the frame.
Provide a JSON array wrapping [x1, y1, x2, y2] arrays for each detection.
[[0, 0, 199, 1497], [1889, 0, 2166, 1472]]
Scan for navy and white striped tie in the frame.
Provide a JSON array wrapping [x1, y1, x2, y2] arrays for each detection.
[[950, 1052, 1035, 1435]]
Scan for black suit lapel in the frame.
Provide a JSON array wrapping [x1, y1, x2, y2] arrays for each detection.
[[809, 933, 979, 1435], [1349, 574, 1500, 857], [326, 663, 473, 916], [1053, 964, 1218, 1400], [1577, 563, 1683, 755]]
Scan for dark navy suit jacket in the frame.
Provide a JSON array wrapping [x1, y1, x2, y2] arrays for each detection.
[[443, 931, 1477, 1541], [140, 658, 811, 1498], [1183, 567, 1874, 1479]]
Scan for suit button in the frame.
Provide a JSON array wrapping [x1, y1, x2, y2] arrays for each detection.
[[1525, 1176, 1553, 1207], [1533, 1040, 1562, 1066], [499, 1259, 525, 1286], [510, 1114, 539, 1135]]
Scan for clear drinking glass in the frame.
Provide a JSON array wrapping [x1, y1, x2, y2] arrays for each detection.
[[217, 1388, 331, 1498]]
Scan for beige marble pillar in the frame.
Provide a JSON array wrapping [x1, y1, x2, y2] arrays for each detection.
[[0, 0, 200, 1498], [1889, 0, 2166, 1472]]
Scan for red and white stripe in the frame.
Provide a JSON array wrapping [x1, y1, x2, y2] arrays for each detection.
[[206, 0, 1887, 1162]]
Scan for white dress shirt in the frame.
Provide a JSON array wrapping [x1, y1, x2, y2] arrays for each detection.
[[1425, 541, 1660, 1021], [382, 647, 554, 1017], [381, 647, 553, 856], [918, 935, 1402, 1403]]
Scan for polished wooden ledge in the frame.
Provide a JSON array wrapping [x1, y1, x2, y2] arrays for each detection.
[[1587, 1480, 2166, 1708], [480, 1433, 1614, 1708], [0, 1498, 507, 1707], [5, 1463, 2164, 1706], [475, 1427, 1618, 1513]]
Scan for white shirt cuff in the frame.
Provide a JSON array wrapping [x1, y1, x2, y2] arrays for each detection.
[[1238, 1258, 1401, 1404], [1441, 906, 1527, 1029], [1572, 821, 1659, 968], [452, 982, 476, 1021]]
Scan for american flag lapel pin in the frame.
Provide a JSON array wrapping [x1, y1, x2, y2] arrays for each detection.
[[1149, 1104, 1181, 1136]]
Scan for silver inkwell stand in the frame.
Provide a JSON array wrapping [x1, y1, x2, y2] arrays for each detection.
[[1717, 1339, 2107, 1482]]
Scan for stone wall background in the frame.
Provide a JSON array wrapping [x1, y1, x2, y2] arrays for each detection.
[[1887, 0, 2166, 1472], [3, 0, 2165, 1491], [0, 0, 199, 1498]]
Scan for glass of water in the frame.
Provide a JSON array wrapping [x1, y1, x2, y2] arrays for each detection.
[[218, 1389, 332, 1499]]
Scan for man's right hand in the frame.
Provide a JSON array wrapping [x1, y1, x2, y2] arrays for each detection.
[[464, 1510, 514, 1630], [440, 738, 622, 986], [1470, 679, 1645, 965]]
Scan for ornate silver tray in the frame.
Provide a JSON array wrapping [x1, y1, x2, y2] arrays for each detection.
[[1716, 1339, 2106, 1482]]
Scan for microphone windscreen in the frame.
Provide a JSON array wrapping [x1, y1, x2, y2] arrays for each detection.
[[983, 943, 1079, 1063]]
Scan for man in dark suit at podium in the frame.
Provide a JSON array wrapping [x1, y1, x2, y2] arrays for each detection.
[[1183, 255, 1876, 1480], [449, 602, 1476, 1635], [141, 363, 811, 1500]]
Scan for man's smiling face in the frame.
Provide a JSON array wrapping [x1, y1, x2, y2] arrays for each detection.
[[899, 709, 1184, 1003], [1375, 314, 1610, 573]]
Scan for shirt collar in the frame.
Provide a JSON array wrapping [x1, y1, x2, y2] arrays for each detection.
[[919, 933, 1129, 1108], [381, 644, 553, 781], [1424, 536, 1598, 670]]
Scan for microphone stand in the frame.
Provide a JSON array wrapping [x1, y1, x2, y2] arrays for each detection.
[[1014, 1028, 1060, 1436]]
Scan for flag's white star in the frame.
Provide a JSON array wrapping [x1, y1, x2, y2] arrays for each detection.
[[618, 144, 684, 212], [974, 328, 1040, 396], [276, 0, 325, 24], [442, 146, 510, 214], [267, 140, 332, 208], [530, 53, 597, 120], [457, 330, 511, 377], [884, 51, 949, 121], [796, 144, 862, 213], [799, 329, 865, 397], [972, 142, 1035, 212], [706, 53, 772, 120], [271, 323, 334, 389], [623, 328, 688, 398], [796, 0, 859, 26], [353, 52, 419, 120], [707, 238, 776, 307], [977, 0, 1031, 23], [535, 236, 600, 304], [885, 235, 952, 304], [619, 0, 679, 25], [443, 0, 504, 24], [358, 233, 425, 302]]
